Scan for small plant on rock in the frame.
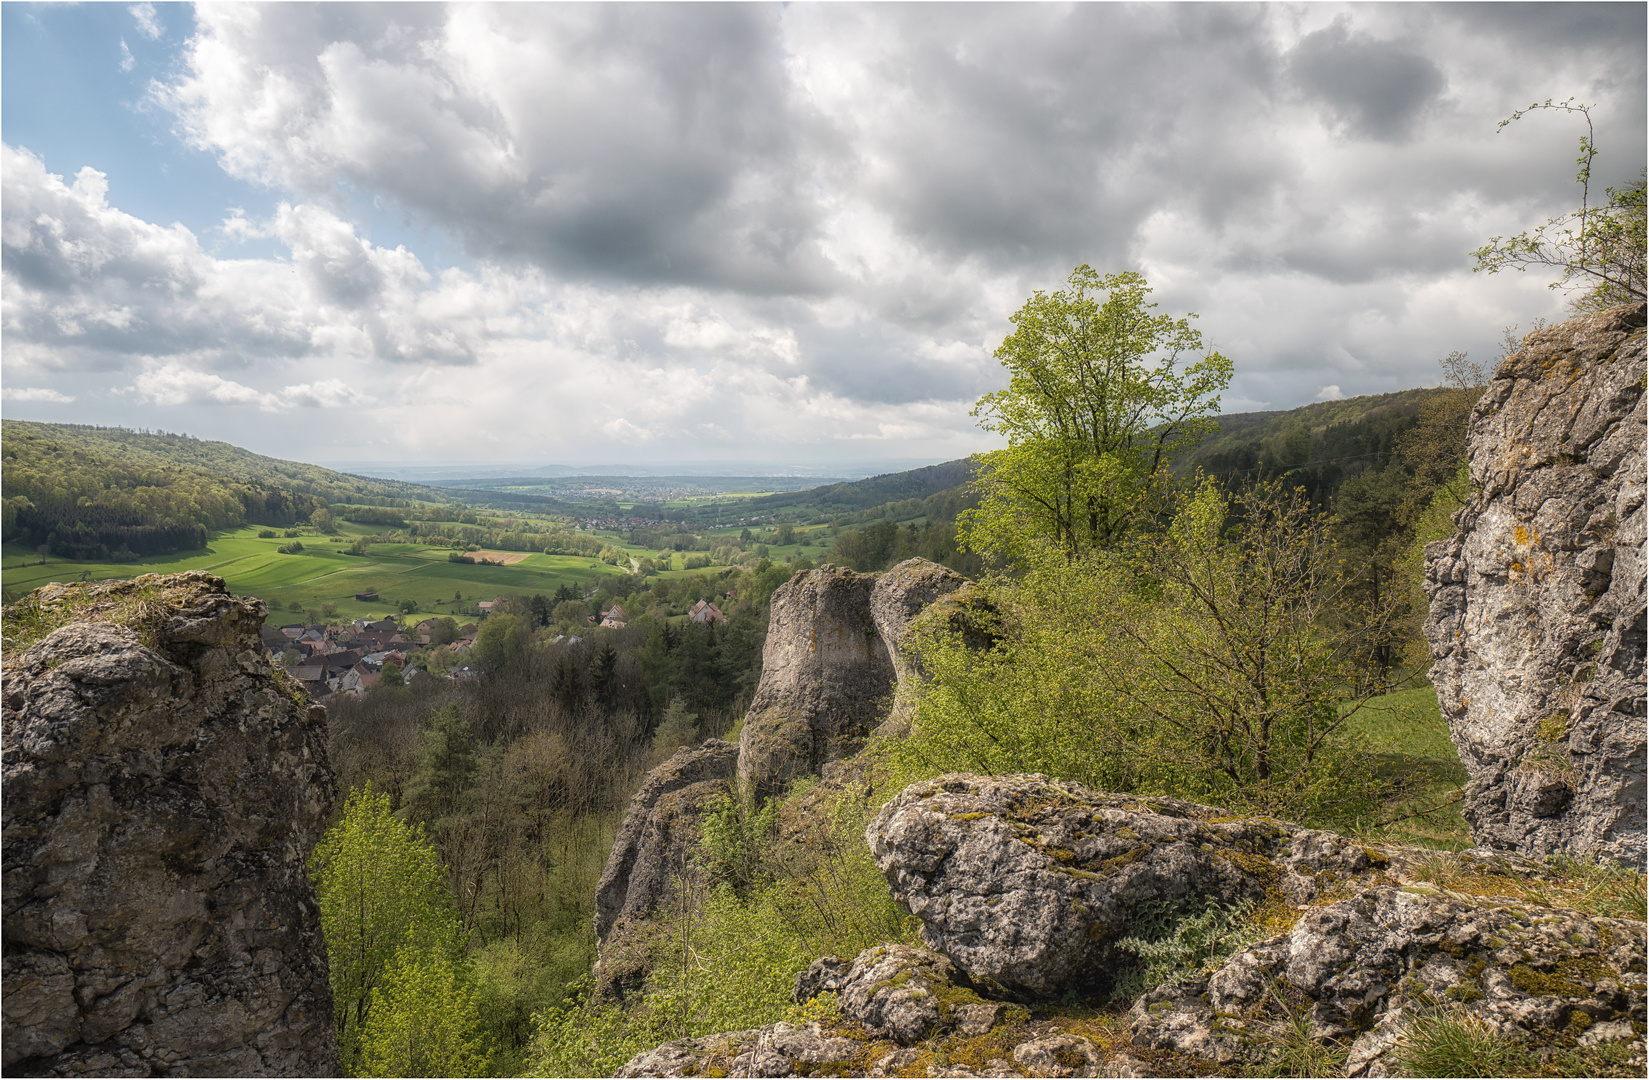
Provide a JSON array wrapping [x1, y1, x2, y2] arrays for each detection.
[[1111, 897, 1264, 1002]]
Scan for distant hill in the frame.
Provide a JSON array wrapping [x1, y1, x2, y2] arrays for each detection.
[[1, 421, 442, 560], [1180, 388, 1454, 503]]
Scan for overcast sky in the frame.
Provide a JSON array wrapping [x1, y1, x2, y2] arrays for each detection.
[[2, 2, 1644, 469]]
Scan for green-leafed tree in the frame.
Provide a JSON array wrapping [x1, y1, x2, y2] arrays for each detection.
[[961, 266, 1232, 561], [307, 785, 464, 1073], [357, 945, 488, 1078]]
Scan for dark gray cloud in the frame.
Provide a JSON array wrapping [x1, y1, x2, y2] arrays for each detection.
[[1442, 2, 1647, 53], [1287, 18, 1445, 141]]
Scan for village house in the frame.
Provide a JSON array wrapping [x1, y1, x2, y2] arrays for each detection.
[[688, 599, 726, 625]]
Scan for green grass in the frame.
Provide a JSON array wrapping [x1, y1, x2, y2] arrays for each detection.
[[1339, 684, 1472, 850], [3, 527, 634, 625]]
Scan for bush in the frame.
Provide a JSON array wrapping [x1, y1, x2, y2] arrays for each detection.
[[258, 528, 278, 538], [277, 540, 305, 554]]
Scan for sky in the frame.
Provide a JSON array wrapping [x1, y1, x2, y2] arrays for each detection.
[[2, 2, 1644, 471]]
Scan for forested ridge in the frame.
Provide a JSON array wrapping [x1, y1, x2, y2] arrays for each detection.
[[0, 421, 441, 560]]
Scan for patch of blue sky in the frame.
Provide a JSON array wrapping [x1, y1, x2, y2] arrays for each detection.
[[2, 2, 287, 259], [1, 2, 464, 274]]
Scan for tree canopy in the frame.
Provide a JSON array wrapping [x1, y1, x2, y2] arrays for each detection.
[[961, 266, 1232, 560]]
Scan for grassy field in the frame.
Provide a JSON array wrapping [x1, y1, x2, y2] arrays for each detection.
[[2, 525, 637, 625], [1339, 683, 1472, 849]]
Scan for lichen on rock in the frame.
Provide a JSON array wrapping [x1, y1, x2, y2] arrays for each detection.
[[1424, 302, 1647, 864], [1, 572, 338, 1076]]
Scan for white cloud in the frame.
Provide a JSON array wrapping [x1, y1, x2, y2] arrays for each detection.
[[2, 387, 76, 403], [129, 3, 161, 41], [119, 39, 135, 73], [5, 5, 1643, 465], [1315, 384, 1345, 402], [134, 364, 272, 408]]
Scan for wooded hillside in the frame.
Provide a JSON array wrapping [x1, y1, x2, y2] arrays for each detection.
[[1, 421, 441, 560]]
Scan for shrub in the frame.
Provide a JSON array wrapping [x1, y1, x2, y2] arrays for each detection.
[[258, 528, 278, 538]]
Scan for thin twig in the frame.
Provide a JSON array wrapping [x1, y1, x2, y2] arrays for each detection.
[[1365, 790, 1466, 831]]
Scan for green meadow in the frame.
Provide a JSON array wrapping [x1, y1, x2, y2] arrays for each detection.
[[1337, 683, 1471, 849], [2, 525, 636, 625]]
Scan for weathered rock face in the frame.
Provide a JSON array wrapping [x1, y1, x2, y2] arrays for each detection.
[[616, 1021, 864, 1078], [593, 739, 739, 951], [1130, 886, 1646, 1077], [869, 560, 987, 739], [737, 558, 982, 795], [737, 565, 897, 797], [1425, 303, 1647, 864], [866, 773, 1386, 997], [1, 573, 338, 1076]]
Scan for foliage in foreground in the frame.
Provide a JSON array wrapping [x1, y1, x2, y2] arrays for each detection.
[[528, 767, 919, 1077], [901, 480, 1401, 826], [308, 785, 478, 1074]]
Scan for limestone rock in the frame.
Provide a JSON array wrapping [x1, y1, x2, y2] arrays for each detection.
[[593, 739, 739, 947], [1128, 886, 1647, 1076], [1, 573, 338, 1076], [793, 954, 852, 1003], [1012, 1033, 1103, 1077], [1424, 302, 1647, 863], [867, 773, 1387, 997], [738, 565, 896, 797], [615, 1021, 862, 1078], [869, 560, 971, 736], [809, 943, 992, 1046]]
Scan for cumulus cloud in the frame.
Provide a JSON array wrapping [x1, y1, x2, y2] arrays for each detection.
[[0, 144, 510, 370], [2, 387, 76, 403], [4, 4, 1643, 465], [1315, 384, 1345, 402]]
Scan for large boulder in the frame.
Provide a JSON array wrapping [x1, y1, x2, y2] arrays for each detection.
[[793, 944, 1004, 1046], [866, 773, 1391, 998], [1, 573, 338, 1076], [736, 564, 895, 797], [1130, 885, 1646, 1077], [1424, 302, 1647, 863]]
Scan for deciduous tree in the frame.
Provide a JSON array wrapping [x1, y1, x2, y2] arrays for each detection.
[[962, 266, 1232, 560]]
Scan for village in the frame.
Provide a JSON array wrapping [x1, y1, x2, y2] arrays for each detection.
[[258, 593, 729, 699]]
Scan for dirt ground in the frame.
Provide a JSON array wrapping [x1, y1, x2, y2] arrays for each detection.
[[467, 550, 531, 565]]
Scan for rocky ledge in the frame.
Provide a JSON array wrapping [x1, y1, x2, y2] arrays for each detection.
[[2, 573, 338, 1076], [617, 774, 1646, 1078]]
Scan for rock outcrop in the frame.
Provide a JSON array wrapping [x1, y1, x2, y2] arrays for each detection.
[[1130, 885, 1646, 1077], [619, 772, 1646, 1078], [738, 558, 978, 796], [595, 560, 981, 1000], [867, 773, 1387, 997], [594, 739, 740, 947], [1425, 302, 1647, 863], [737, 564, 899, 797], [1, 573, 338, 1076]]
